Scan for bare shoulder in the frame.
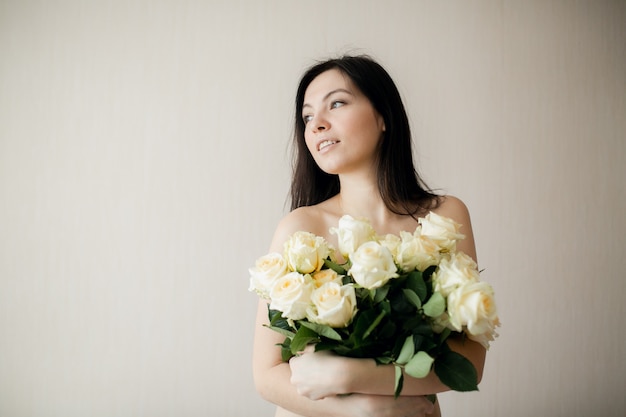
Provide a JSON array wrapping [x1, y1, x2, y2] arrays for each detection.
[[268, 206, 330, 253], [432, 195, 472, 225], [276, 206, 324, 235]]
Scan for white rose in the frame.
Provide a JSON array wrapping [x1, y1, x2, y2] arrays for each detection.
[[248, 252, 289, 298], [311, 268, 344, 289], [379, 233, 401, 259], [269, 272, 314, 320], [284, 231, 331, 274], [419, 212, 465, 252], [466, 325, 500, 349], [446, 281, 500, 348], [348, 241, 398, 289], [395, 231, 442, 272], [330, 215, 378, 258], [307, 282, 357, 328], [431, 252, 480, 297]]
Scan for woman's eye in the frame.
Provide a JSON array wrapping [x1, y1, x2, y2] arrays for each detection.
[[331, 100, 345, 109], [303, 114, 313, 124]]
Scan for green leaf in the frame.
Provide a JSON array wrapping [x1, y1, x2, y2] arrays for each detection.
[[330, 344, 354, 355], [375, 356, 394, 365], [405, 351, 434, 379], [268, 308, 295, 332], [266, 325, 296, 339], [433, 350, 479, 392], [290, 326, 320, 354], [373, 285, 390, 303], [298, 321, 342, 341], [423, 291, 445, 317], [394, 365, 404, 398], [315, 339, 341, 352], [280, 345, 293, 361], [402, 288, 422, 309], [324, 259, 347, 275], [396, 336, 415, 365], [406, 271, 427, 301], [278, 338, 294, 361]]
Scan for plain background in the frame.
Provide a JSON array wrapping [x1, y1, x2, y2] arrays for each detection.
[[1, 1, 625, 416]]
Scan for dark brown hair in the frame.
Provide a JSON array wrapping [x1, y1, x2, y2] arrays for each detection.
[[289, 55, 439, 216]]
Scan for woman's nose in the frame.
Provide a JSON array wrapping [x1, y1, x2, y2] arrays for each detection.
[[311, 114, 329, 132]]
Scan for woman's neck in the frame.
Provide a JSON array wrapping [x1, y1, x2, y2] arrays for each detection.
[[336, 175, 395, 229]]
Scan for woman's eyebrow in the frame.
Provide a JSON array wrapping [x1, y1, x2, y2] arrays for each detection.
[[303, 88, 353, 109]]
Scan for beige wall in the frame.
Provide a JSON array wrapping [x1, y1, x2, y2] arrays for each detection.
[[1, 1, 625, 416]]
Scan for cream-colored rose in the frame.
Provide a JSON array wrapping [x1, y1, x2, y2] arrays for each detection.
[[419, 211, 465, 252], [284, 231, 331, 274], [395, 231, 442, 272], [269, 272, 314, 320], [248, 252, 289, 298], [446, 281, 500, 348], [348, 241, 398, 289], [466, 323, 500, 349], [311, 268, 343, 289], [431, 252, 480, 297], [379, 233, 401, 259], [307, 282, 357, 328], [330, 215, 378, 258]]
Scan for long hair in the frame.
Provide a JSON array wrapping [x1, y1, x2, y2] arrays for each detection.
[[289, 55, 439, 215]]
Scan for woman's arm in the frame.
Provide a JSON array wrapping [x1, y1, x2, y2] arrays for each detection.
[[252, 210, 342, 415], [252, 211, 437, 416], [254, 300, 436, 417], [289, 334, 484, 399], [288, 196, 486, 400]]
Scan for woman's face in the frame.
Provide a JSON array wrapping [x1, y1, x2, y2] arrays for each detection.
[[302, 69, 385, 176]]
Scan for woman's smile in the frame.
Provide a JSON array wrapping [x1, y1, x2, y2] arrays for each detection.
[[318, 139, 339, 152]]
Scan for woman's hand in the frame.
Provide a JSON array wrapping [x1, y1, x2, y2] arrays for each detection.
[[289, 347, 349, 400], [289, 348, 437, 416], [289, 346, 435, 417]]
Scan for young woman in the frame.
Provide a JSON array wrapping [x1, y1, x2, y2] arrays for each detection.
[[252, 55, 486, 417]]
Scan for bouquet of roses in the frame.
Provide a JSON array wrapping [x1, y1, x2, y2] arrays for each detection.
[[249, 212, 499, 397]]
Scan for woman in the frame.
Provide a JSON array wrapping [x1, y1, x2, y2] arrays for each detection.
[[252, 55, 486, 417]]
